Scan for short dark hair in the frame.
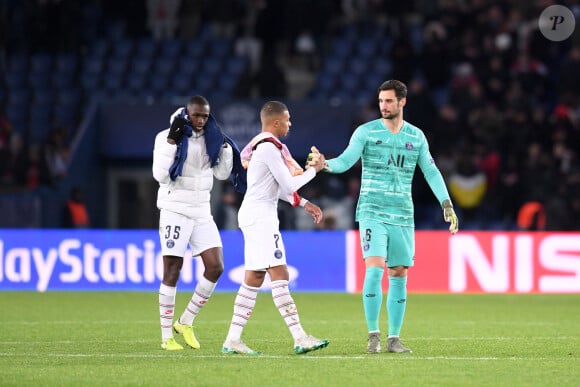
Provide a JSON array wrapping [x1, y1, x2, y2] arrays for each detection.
[[188, 95, 209, 107], [260, 100, 288, 121], [378, 80, 407, 100]]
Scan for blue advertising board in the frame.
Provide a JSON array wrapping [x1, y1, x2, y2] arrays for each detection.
[[0, 229, 347, 292]]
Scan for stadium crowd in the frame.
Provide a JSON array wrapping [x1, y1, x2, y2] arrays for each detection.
[[0, 0, 579, 230]]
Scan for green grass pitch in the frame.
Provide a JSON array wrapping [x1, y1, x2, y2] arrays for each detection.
[[0, 292, 578, 386]]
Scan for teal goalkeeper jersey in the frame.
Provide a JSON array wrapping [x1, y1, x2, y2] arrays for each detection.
[[326, 119, 450, 227]]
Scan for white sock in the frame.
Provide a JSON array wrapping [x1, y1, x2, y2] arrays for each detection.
[[225, 282, 259, 342], [159, 283, 177, 341], [178, 276, 217, 325], [271, 280, 306, 340]]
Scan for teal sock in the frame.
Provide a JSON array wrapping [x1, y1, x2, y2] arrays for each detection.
[[387, 276, 407, 336], [362, 266, 384, 332]]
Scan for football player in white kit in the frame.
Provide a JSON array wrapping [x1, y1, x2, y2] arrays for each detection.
[[153, 95, 236, 351], [222, 100, 330, 355]]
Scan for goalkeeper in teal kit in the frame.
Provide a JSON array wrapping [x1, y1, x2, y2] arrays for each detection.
[[309, 80, 458, 353]]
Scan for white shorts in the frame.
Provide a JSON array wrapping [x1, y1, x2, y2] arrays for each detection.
[[241, 216, 287, 271], [158, 209, 222, 257]]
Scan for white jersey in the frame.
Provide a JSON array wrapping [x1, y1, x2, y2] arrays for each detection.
[[152, 128, 233, 219], [238, 141, 315, 227]]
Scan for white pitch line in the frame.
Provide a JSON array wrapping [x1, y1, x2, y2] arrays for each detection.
[[0, 336, 576, 345], [0, 353, 578, 361]]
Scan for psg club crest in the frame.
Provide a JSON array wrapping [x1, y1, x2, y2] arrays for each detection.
[[405, 142, 413, 150], [274, 249, 283, 259], [166, 240, 175, 248]]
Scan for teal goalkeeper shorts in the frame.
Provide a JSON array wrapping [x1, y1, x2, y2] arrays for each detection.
[[358, 220, 415, 268]]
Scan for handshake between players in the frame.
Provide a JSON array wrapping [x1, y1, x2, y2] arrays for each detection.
[[305, 146, 328, 173]]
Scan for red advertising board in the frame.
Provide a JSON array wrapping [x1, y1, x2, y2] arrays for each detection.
[[346, 231, 580, 294]]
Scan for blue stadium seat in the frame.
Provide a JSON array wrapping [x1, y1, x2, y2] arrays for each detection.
[[348, 58, 368, 76], [331, 38, 352, 58], [355, 38, 378, 58], [57, 88, 81, 107], [110, 38, 133, 58], [82, 56, 104, 75], [372, 58, 392, 77], [175, 58, 198, 77], [328, 90, 354, 103], [200, 57, 222, 76], [340, 73, 361, 93], [80, 73, 101, 91], [107, 89, 134, 102], [354, 90, 373, 106], [6, 88, 30, 105], [54, 105, 79, 128], [54, 53, 78, 74], [149, 76, 170, 93], [126, 73, 147, 92], [7, 54, 29, 73], [33, 89, 56, 105], [315, 73, 336, 93], [106, 56, 128, 75], [28, 72, 52, 90], [30, 100, 52, 120], [30, 53, 53, 74], [321, 56, 344, 76], [29, 109, 53, 142], [362, 72, 384, 90], [5, 101, 28, 124], [224, 56, 247, 76], [216, 73, 238, 93], [159, 39, 182, 57], [51, 71, 75, 89], [130, 55, 152, 76], [194, 75, 215, 93], [4, 70, 27, 89], [103, 73, 124, 92], [89, 39, 109, 58], [152, 57, 176, 77], [170, 73, 194, 95], [184, 40, 206, 58], [135, 38, 157, 58], [210, 39, 231, 58]]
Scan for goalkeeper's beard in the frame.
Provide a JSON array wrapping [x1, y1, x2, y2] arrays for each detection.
[[382, 111, 400, 120]]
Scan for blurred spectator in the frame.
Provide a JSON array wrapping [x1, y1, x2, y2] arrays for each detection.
[[234, 6, 263, 76], [390, 34, 415, 82], [146, 0, 181, 40], [449, 151, 487, 222], [496, 154, 522, 225], [558, 45, 580, 97], [0, 111, 15, 183], [61, 186, 91, 228], [13, 144, 52, 189], [178, 0, 204, 39], [421, 20, 451, 89], [214, 184, 242, 230], [205, 0, 245, 39], [404, 78, 438, 131], [43, 127, 71, 184], [294, 29, 318, 71], [256, 52, 288, 98], [517, 201, 546, 231]]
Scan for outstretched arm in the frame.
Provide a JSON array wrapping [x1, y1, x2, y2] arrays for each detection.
[[322, 127, 366, 174]]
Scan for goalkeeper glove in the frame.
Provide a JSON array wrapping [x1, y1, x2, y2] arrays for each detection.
[[167, 115, 187, 144], [442, 199, 459, 234]]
